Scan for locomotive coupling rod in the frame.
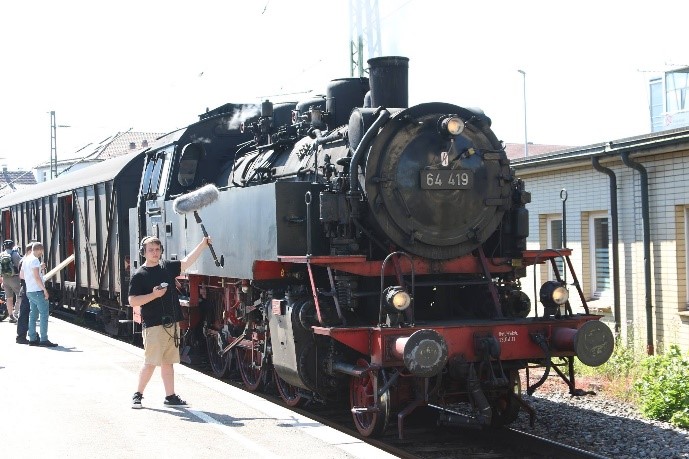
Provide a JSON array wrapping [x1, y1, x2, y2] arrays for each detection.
[[221, 329, 247, 355]]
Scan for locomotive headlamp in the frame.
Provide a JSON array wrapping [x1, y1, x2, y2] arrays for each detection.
[[440, 116, 465, 136], [539, 281, 569, 317], [385, 286, 412, 312], [551, 285, 569, 305]]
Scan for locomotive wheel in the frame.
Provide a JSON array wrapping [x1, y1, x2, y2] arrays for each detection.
[[236, 345, 266, 391], [206, 332, 229, 378], [490, 370, 521, 426], [273, 369, 306, 407], [349, 359, 390, 437]]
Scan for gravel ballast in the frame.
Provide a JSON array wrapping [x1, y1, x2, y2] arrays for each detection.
[[511, 387, 689, 458]]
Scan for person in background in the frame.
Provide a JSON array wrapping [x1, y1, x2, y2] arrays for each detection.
[[129, 235, 210, 409], [15, 242, 34, 344], [0, 239, 22, 323], [23, 242, 57, 347]]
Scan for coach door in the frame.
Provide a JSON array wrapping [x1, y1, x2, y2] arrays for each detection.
[[1, 210, 11, 240], [59, 194, 76, 282], [140, 148, 172, 251]]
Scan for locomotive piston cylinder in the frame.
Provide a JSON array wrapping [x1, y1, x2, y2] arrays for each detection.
[[551, 321, 614, 367], [390, 329, 448, 377]]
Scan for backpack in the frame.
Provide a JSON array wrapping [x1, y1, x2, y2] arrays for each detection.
[[0, 251, 17, 277]]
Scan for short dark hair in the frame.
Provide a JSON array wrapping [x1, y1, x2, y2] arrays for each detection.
[[141, 236, 162, 249]]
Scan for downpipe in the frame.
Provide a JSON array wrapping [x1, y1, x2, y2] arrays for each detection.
[[591, 157, 621, 334], [621, 152, 654, 355]]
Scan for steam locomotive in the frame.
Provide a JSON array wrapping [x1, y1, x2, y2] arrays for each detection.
[[0, 56, 614, 437]]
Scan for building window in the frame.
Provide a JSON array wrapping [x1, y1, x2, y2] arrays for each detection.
[[590, 213, 610, 297], [666, 69, 689, 113], [42, 171, 47, 182], [142, 140, 148, 148], [546, 216, 564, 280], [650, 78, 663, 132]]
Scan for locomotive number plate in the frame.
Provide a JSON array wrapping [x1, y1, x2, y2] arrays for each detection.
[[420, 170, 473, 190]]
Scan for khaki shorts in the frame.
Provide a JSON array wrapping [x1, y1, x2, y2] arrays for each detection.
[[142, 323, 181, 366], [2, 275, 21, 300]]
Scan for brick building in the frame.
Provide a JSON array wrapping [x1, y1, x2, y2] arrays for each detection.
[[511, 128, 689, 353]]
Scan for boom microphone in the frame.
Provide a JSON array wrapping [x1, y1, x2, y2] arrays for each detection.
[[173, 184, 219, 214], [172, 184, 223, 267]]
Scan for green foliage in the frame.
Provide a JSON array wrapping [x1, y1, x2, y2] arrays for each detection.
[[633, 345, 689, 427], [670, 408, 689, 428]]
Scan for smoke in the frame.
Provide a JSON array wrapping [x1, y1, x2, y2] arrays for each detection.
[[226, 104, 260, 130]]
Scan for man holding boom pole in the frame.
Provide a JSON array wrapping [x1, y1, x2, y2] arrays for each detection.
[[129, 235, 210, 409]]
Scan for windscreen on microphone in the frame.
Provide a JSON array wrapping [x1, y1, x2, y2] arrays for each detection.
[[173, 184, 220, 214]]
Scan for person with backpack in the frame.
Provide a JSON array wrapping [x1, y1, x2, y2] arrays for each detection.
[[0, 239, 22, 324]]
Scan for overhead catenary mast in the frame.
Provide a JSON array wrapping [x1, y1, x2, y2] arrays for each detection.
[[349, 0, 381, 77], [50, 111, 57, 179]]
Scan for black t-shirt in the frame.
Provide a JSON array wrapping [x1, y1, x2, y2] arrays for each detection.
[[128, 260, 182, 328]]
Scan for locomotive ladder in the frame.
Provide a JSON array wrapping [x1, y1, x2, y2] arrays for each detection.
[[477, 246, 503, 318]]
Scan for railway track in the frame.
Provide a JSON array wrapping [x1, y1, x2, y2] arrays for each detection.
[[56, 312, 609, 458]]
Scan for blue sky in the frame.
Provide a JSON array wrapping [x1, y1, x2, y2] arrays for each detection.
[[1, 0, 687, 169]]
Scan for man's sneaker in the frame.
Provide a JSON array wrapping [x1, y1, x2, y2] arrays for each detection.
[[164, 394, 188, 407], [9, 316, 17, 323], [16, 336, 29, 344], [132, 392, 143, 409], [39, 340, 58, 347], [28, 338, 40, 346]]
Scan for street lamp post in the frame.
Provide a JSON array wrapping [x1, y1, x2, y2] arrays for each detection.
[[517, 69, 528, 157]]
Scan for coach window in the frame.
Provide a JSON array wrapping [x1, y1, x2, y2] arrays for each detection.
[[589, 212, 611, 298], [141, 152, 169, 199], [141, 155, 156, 197], [178, 143, 205, 187], [149, 154, 165, 195], [546, 215, 564, 280], [155, 150, 173, 197]]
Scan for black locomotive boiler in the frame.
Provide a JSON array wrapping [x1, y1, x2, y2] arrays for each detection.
[[0, 56, 614, 438]]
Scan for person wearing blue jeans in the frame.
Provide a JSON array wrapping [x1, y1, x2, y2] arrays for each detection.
[[22, 242, 57, 347], [15, 242, 34, 344]]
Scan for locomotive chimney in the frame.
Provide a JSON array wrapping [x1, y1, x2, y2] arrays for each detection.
[[367, 56, 409, 109]]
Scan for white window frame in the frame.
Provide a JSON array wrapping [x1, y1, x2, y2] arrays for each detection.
[[546, 215, 563, 280], [589, 212, 611, 298]]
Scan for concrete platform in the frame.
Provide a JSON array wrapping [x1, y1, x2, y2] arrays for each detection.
[[0, 316, 398, 459]]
